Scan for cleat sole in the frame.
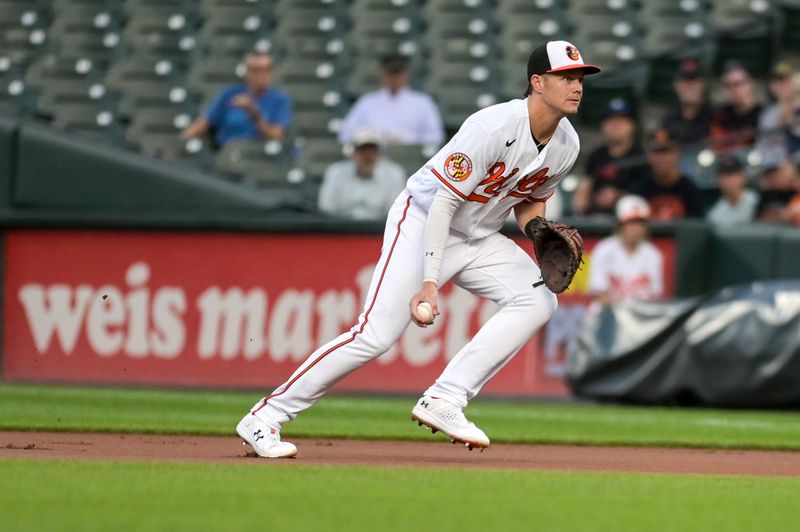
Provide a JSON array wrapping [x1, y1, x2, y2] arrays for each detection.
[[410, 414, 489, 450]]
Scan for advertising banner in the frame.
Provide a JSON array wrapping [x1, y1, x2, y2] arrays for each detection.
[[3, 229, 674, 396]]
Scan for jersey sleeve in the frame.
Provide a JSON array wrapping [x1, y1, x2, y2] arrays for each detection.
[[428, 120, 494, 202]]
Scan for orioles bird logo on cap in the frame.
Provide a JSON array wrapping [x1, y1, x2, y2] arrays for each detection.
[[566, 45, 580, 61]]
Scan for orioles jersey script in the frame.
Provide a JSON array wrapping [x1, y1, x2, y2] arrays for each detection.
[[406, 98, 580, 238]]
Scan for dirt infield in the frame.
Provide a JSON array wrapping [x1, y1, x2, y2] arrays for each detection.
[[3, 431, 800, 476]]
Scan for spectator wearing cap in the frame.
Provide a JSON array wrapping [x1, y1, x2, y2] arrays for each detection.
[[588, 195, 664, 304], [757, 158, 800, 223], [338, 54, 445, 146], [661, 59, 714, 147], [706, 155, 759, 228], [756, 60, 800, 164], [181, 52, 292, 148], [318, 130, 407, 221], [709, 61, 762, 152], [633, 128, 706, 220], [573, 98, 649, 217]]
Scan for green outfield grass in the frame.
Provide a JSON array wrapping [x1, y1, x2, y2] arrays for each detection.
[[2, 383, 800, 449], [1, 459, 798, 532]]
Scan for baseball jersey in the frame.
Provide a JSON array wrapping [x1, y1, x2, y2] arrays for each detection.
[[587, 236, 664, 302], [405, 99, 580, 238]]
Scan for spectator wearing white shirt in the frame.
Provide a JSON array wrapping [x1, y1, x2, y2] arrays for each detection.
[[588, 195, 664, 303], [318, 130, 407, 220], [707, 155, 759, 228], [338, 54, 445, 146]]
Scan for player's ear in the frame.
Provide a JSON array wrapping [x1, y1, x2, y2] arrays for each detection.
[[531, 74, 545, 95]]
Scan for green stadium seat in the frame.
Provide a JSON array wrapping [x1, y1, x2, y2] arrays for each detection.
[[51, 102, 119, 133], [25, 54, 103, 92], [431, 86, 498, 131], [278, 35, 349, 62], [116, 81, 193, 119], [292, 109, 343, 139], [424, 0, 493, 20], [296, 137, 345, 179], [274, 8, 346, 39], [35, 78, 110, 118], [382, 143, 437, 175], [710, 0, 776, 32], [105, 52, 186, 95], [185, 54, 243, 106], [215, 138, 296, 184]]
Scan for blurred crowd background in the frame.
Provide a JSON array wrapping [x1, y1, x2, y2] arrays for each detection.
[[2, 0, 800, 226]]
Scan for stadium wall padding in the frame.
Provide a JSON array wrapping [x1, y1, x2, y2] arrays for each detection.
[[14, 123, 285, 211], [0, 116, 16, 208]]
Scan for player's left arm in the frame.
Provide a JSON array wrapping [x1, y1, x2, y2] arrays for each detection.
[[513, 200, 547, 233]]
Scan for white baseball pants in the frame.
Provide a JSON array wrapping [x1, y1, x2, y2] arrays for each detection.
[[252, 191, 557, 427]]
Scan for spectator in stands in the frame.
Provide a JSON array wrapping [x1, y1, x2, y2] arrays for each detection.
[[757, 60, 800, 165], [318, 129, 407, 220], [338, 54, 445, 146], [634, 128, 706, 220], [757, 158, 800, 223], [588, 195, 664, 304], [707, 155, 759, 228], [662, 59, 713, 147], [709, 61, 762, 152], [572, 98, 649, 217], [181, 52, 292, 148]]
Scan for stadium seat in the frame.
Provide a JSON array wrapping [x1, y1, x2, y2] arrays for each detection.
[[51, 102, 119, 134], [106, 52, 186, 95], [215, 138, 298, 186], [185, 54, 242, 107], [431, 86, 498, 131], [383, 143, 437, 175], [296, 137, 345, 179]]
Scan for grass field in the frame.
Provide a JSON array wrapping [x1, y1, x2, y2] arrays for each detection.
[[2, 383, 800, 449], [2, 383, 799, 532], [2, 460, 799, 532]]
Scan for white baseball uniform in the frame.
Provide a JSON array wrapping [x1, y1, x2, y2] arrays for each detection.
[[588, 236, 664, 301], [252, 98, 580, 426]]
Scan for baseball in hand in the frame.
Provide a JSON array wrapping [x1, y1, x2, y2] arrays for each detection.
[[416, 302, 434, 324]]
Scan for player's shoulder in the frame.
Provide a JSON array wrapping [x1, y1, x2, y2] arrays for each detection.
[[464, 99, 528, 135], [554, 118, 580, 151]]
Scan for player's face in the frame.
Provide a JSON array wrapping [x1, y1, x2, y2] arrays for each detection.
[[541, 71, 584, 115]]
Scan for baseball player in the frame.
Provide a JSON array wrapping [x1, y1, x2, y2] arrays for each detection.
[[237, 41, 601, 458]]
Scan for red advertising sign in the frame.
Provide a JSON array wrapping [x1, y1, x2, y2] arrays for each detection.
[[2, 230, 674, 396]]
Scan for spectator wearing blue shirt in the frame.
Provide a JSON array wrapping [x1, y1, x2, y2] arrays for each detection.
[[181, 52, 292, 147]]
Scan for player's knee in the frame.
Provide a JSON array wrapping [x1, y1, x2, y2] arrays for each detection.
[[513, 287, 558, 320]]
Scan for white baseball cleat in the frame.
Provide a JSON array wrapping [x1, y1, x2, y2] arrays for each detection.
[[411, 396, 490, 450], [236, 414, 297, 458]]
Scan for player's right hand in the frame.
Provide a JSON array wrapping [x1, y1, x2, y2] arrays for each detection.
[[409, 281, 439, 328]]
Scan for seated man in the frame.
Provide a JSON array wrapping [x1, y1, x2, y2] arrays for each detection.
[[707, 155, 759, 228], [573, 98, 649, 217], [181, 52, 292, 148], [318, 130, 407, 221], [588, 195, 664, 303], [709, 61, 762, 152], [634, 129, 706, 220], [338, 54, 444, 146]]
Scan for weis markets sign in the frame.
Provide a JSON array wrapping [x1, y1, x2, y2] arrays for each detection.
[[3, 230, 674, 396]]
